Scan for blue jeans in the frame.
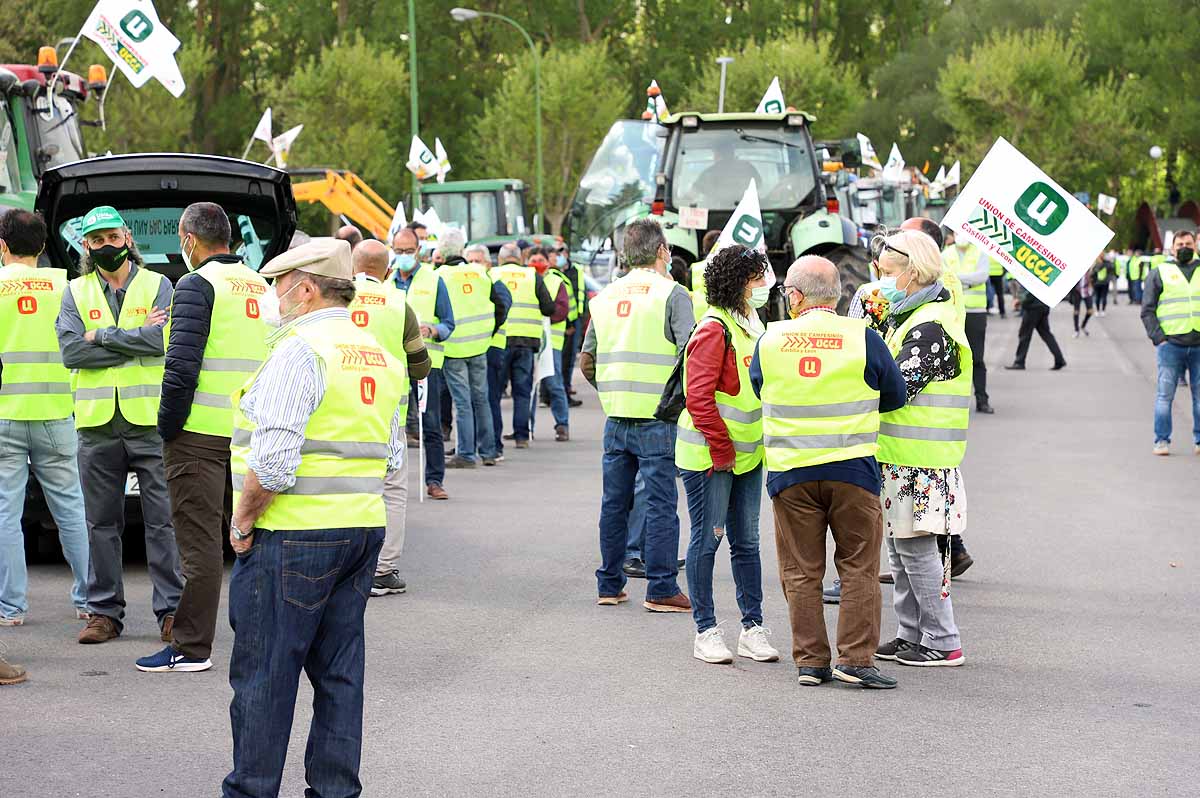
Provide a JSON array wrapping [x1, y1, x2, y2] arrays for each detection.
[[596, 419, 681, 601], [532, 348, 570, 430], [486, 347, 508, 454], [1129, 279, 1143, 303], [0, 418, 90, 618], [626, 471, 647, 560], [223, 526, 384, 798], [680, 466, 765, 633], [507, 346, 535, 441], [1155, 342, 1200, 444], [411, 370, 445, 487], [443, 354, 497, 461]]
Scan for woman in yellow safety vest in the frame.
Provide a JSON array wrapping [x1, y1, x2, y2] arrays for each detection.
[[872, 230, 971, 669], [675, 245, 779, 666]]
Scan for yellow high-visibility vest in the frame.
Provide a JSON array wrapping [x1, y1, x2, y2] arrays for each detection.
[[0, 264, 73, 420], [403, 265, 444, 369], [1156, 261, 1200, 335], [441, 262, 495, 359]]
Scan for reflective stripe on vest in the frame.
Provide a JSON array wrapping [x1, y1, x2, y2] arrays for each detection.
[[183, 260, 269, 437], [942, 246, 987, 310], [759, 312, 879, 470], [230, 315, 405, 531], [877, 300, 972, 468], [487, 269, 507, 348], [675, 307, 764, 474], [544, 269, 568, 351], [1156, 262, 1200, 335], [0, 265, 73, 420], [69, 267, 166, 428], [494, 264, 543, 340], [441, 263, 495, 359], [349, 279, 410, 398], [591, 269, 679, 419], [403, 266, 444, 368]]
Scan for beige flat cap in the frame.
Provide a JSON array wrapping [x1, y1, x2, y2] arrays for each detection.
[[260, 236, 352, 280]]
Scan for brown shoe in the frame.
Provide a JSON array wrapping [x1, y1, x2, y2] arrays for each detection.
[[427, 484, 449, 500], [160, 614, 175, 643], [879, 572, 894, 584], [514, 439, 530, 449], [0, 655, 28, 685], [644, 592, 691, 613], [555, 425, 569, 442], [597, 592, 628, 606], [78, 614, 119, 644]]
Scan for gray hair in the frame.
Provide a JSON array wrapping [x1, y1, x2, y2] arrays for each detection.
[[179, 202, 231, 247], [80, 228, 145, 275], [464, 243, 490, 261], [784, 255, 841, 304], [498, 242, 521, 263], [439, 227, 466, 259], [299, 272, 357, 306], [622, 218, 666, 269]]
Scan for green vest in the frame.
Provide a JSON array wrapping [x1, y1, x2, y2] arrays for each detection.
[[0, 264, 73, 420], [1114, 255, 1129, 279], [441, 262, 495, 359], [675, 307, 764, 474], [877, 300, 972, 469], [544, 269, 568, 351], [1096, 262, 1111, 282], [230, 315, 405, 531], [69, 267, 166, 429], [404, 265, 444, 369], [1127, 257, 1146, 281], [591, 268, 679, 419], [351, 279, 409, 361], [485, 269, 507, 349], [182, 260, 269, 437], [1156, 261, 1200, 335], [690, 260, 709, 322], [942, 245, 987, 310], [988, 257, 1005, 277], [494, 263, 543, 341], [1149, 254, 1167, 273], [566, 263, 586, 323], [760, 312, 880, 470]]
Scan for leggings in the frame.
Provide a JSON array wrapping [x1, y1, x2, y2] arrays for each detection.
[[1095, 283, 1110, 312], [1071, 294, 1093, 332]]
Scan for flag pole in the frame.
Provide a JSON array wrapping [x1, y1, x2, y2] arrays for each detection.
[[417, 383, 425, 503], [240, 136, 257, 160], [47, 31, 85, 113]]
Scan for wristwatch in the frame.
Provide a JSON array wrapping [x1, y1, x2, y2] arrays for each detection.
[[231, 523, 253, 542]]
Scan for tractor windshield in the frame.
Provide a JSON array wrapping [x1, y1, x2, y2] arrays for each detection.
[[569, 120, 659, 252], [33, 94, 87, 170], [671, 124, 817, 211]]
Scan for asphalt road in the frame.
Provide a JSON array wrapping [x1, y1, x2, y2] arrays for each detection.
[[4, 299, 1197, 797]]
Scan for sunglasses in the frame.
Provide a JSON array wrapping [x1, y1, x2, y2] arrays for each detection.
[[869, 233, 910, 263]]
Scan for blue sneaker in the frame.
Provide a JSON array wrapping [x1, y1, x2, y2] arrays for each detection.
[[822, 579, 841, 605], [135, 645, 212, 673]]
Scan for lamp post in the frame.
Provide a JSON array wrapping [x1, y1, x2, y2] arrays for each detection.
[[1149, 145, 1163, 219], [408, 0, 421, 205], [451, 7, 544, 232], [716, 56, 734, 113]]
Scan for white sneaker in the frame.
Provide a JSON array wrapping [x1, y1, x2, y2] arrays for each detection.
[[1153, 441, 1170, 456], [737, 624, 780, 662], [693, 627, 733, 664]]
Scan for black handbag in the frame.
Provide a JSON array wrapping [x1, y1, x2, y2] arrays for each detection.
[[654, 318, 731, 423]]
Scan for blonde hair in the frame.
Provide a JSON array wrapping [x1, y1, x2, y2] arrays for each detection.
[[878, 228, 942, 288]]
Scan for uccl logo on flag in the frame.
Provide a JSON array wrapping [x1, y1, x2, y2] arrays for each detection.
[[1015, 182, 1069, 236], [120, 9, 153, 42], [730, 215, 763, 250]]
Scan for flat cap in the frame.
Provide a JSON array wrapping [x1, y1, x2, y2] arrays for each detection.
[[260, 236, 352, 279]]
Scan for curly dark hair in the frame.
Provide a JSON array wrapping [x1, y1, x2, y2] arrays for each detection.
[[704, 245, 769, 314]]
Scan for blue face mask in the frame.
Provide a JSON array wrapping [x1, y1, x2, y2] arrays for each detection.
[[877, 275, 907, 303], [393, 253, 417, 273], [556, 254, 567, 267]]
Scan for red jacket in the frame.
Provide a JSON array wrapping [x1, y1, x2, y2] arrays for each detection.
[[683, 319, 742, 471]]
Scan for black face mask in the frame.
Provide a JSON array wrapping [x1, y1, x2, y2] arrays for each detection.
[[1177, 247, 1194, 266], [90, 243, 129, 272]]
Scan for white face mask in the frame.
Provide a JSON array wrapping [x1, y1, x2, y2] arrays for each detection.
[[748, 284, 771, 308], [275, 278, 309, 326], [181, 235, 198, 272]]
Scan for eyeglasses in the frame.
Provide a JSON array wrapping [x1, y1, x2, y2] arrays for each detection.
[[869, 233, 909, 263], [393, 247, 417, 255]]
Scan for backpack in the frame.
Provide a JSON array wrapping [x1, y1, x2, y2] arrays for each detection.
[[654, 317, 732, 424]]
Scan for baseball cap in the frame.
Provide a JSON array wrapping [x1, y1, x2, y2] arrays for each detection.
[[79, 206, 126, 235]]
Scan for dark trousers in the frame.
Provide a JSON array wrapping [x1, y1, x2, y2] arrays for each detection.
[[77, 409, 182, 632], [223, 526, 384, 798], [964, 312, 988, 404], [988, 275, 1007, 316], [486, 347, 508, 455], [1095, 283, 1110, 312], [562, 328, 579, 394], [1013, 303, 1066, 367], [772, 481, 882, 668], [163, 430, 231, 660], [506, 346, 535, 441], [1128, 278, 1143, 304], [410, 369, 445, 487]]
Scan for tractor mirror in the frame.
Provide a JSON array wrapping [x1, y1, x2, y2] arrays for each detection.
[[840, 138, 863, 169], [0, 68, 18, 94], [20, 79, 41, 98]]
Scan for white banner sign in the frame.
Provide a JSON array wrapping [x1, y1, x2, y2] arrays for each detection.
[[709, 179, 766, 261], [407, 136, 436, 180], [755, 76, 785, 114], [942, 137, 1114, 307], [679, 206, 709, 231], [81, 0, 185, 97], [1097, 193, 1118, 216], [857, 132, 882, 171]]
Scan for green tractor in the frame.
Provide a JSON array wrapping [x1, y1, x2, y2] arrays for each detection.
[[417, 178, 552, 253], [600, 110, 871, 315]]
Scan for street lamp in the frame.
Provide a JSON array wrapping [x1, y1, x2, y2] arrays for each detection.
[[1150, 145, 1163, 219], [451, 7, 545, 233], [407, 0, 420, 203], [716, 56, 734, 113]]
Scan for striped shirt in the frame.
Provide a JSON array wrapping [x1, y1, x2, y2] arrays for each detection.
[[240, 307, 404, 493]]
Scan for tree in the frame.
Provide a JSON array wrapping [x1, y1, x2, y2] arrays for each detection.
[[474, 42, 628, 233]]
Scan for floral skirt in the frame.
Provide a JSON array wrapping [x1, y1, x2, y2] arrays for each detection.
[[880, 465, 967, 539]]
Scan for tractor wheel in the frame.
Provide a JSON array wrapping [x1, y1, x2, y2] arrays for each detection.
[[827, 246, 873, 314]]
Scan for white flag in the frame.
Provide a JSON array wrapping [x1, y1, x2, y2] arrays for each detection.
[[710, 179, 767, 261], [533, 319, 556, 383], [882, 143, 905, 182], [1097, 193, 1118, 215], [857, 133, 882, 171], [434, 138, 452, 184], [406, 136, 437, 181], [945, 160, 961, 188], [81, 0, 186, 97], [414, 207, 444, 240], [252, 107, 272, 144], [642, 80, 660, 120], [755, 76, 786, 114], [930, 165, 947, 197], [271, 124, 303, 168], [654, 94, 670, 123]]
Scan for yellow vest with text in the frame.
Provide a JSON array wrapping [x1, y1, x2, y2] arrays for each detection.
[[1156, 261, 1200, 335], [69, 268, 166, 428], [675, 306, 764, 474], [877, 300, 972, 468], [486, 268, 507, 349], [942, 245, 987, 311], [183, 260, 269, 437], [403, 265, 444, 368], [544, 269, 568, 351], [441, 262, 495, 359], [230, 316, 405, 531], [759, 312, 880, 470], [495, 263, 543, 342], [690, 260, 709, 322], [0, 264, 73, 420], [591, 268, 679, 419], [351, 279, 409, 363]]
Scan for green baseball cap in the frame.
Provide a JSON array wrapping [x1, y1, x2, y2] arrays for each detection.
[[79, 205, 126, 235]]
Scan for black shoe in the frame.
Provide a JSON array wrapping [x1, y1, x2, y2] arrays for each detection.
[[822, 579, 841, 605], [875, 637, 919, 661], [878, 571, 894, 584], [567, 397, 583, 408], [1051, 361, 1067, 371], [797, 666, 834, 686], [976, 401, 995, 414], [622, 558, 646, 578], [503, 433, 516, 441], [950, 551, 974, 577], [370, 571, 407, 597], [1004, 363, 1025, 370], [677, 558, 686, 570], [832, 665, 898, 689]]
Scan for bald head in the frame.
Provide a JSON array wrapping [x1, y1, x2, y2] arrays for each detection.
[[900, 217, 943, 249], [352, 239, 390, 281], [392, 228, 417, 251], [784, 255, 841, 311], [336, 225, 363, 250]]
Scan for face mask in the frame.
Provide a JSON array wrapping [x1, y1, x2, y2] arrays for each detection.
[[877, 275, 907, 303], [275, 278, 308, 326], [748, 284, 771, 309], [181, 235, 198, 272], [90, 243, 129, 272], [419, 240, 435, 259], [786, 288, 801, 319], [393, 253, 417, 273], [556, 254, 567, 267], [531, 259, 549, 275], [1177, 247, 1195, 266]]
